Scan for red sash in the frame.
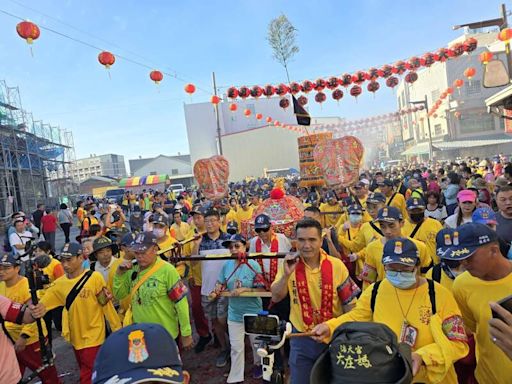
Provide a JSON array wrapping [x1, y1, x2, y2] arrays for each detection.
[[295, 251, 334, 329], [256, 236, 279, 287]]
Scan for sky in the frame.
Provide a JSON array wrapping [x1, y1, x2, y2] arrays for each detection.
[[0, 0, 505, 169]]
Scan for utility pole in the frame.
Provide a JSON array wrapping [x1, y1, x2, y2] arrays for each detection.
[[212, 72, 223, 155], [409, 96, 434, 161]]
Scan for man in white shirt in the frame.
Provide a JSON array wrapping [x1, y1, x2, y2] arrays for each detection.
[[89, 236, 119, 282], [9, 218, 34, 258]]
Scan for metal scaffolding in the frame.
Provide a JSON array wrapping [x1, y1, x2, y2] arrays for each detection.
[[0, 80, 77, 219]]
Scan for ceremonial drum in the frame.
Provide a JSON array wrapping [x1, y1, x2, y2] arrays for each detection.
[[298, 132, 332, 187]]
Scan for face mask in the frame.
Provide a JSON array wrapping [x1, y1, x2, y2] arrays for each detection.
[[227, 229, 237, 235], [153, 228, 166, 238], [385, 270, 417, 289], [409, 212, 424, 224], [441, 262, 462, 280], [133, 212, 141, 218], [349, 214, 362, 225]]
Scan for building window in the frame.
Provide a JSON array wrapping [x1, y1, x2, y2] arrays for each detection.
[[465, 80, 481, 96], [431, 89, 440, 102], [434, 124, 443, 136], [171, 169, 178, 175], [459, 112, 494, 134]]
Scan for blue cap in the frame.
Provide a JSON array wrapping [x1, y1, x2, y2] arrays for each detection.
[[382, 238, 419, 266], [254, 214, 271, 229], [348, 204, 363, 214], [151, 214, 168, 226], [221, 234, 247, 248], [92, 323, 184, 384], [406, 197, 426, 210], [190, 205, 208, 216], [121, 232, 136, 246], [435, 228, 455, 259], [377, 179, 394, 187], [376, 207, 403, 222], [472, 207, 497, 225], [444, 223, 498, 261], [129, 232, 158, 252], [366, 192, 386, 205], [59, 242, 83, 258], [0, 253, 20, 266], [226, 220, 239, 231], [325, 191, 337, 200]]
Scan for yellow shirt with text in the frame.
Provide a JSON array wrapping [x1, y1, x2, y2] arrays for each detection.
[[386, 192, 408, 219], [403, 218, 443, 264]]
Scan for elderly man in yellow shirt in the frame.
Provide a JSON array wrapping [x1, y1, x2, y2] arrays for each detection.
[[271, 218, 360, 384], [451, 223, 512, 384], [312, 237, 469, 384]]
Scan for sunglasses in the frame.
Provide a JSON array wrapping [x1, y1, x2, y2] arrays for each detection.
[[228, 243, 245, 250], [255, 228, 270, 233]]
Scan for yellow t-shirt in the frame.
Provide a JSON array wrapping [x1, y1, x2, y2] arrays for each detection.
[[338, 221, 381, 253], [236, 207, 254, 226], [326, 279, 469, 384], [77, 207, 85, 223], [426, 265, 454, 292], [225, 208, 238, 224], [42, 256, 65, 283], [157, 234, 187, 278], [453, 270, 512, 384], [40, 270, 121, 350], [362, 237, 431, 291], [82, 216, 99, 232], [319, 203, 344, 228], [403, 218, 443, 264], [338, 224, 365, 274], [386, 192, 408, 220], [170, 222, 191, 241], [272, 251, 358, 332], [0, 278, 47, 345]]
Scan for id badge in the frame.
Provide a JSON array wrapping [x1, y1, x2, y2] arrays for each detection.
[[399, 321, 418, 347]]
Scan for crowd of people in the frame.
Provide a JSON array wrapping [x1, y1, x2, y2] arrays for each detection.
[[0, 156, 512, 384]]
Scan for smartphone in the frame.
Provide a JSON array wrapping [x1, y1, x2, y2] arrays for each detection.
[[491, 294, 512, 321], [244, 314, 280, 336]]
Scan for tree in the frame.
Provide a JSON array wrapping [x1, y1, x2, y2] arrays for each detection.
[[267, 14, 299, 83]]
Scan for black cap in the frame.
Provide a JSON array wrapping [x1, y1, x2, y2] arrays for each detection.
[[59, 242, 83, 259], [128, 232, 159, 252], [254, 214, 271, 230], [221, 234, 247, 248], [91, 236, 119, 257]]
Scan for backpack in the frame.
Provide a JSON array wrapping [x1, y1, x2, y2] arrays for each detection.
[[310, 322, 413, 384], [371, 279, 437, 315]]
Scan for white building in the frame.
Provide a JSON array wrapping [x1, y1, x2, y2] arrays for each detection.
[[129, 154, 192, 177], [71, 153, 126, 182], [398, 31, 512, 159], [184, 95, 345, 180]]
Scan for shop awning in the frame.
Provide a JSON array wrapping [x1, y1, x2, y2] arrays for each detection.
[[401, 136, 512, 156], [401, 142, 440, 156], [119, 174, 168, 187]]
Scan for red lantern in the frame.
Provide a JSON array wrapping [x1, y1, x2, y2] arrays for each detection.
[[298, 95, 308, 106], [464, 67, 476, 80], [436, 48, 450, 62], [350, 85, 362, 98], [393, 61, 407, 75], [238, 86, 250, 99], [98, 51, 115, 69], [454, 111, 462, 119], [266, 116, 272, 123], [276, 84, 289, 96], [380, 65, 394, 78], [352, 71, 367, 85], [227, 87, 239, 99], [408, 57, 422, 70], [251, 86, 263, 98], [368, 68, 382, 80], [340, 73, 353, 87], [256, 113, 263, 120], [274, 121, 281, 127], [314, 79, 326, 91], [446, 87, 454, 95], [499, 28, 512, 42], [149, 70, 163, 84], [289, 82, 302, 94], [367, 81, 380, 94], [332, 89, 344, 102], [315, 92, 327, 104], [211, 95, 221, 105], [422, 53, 436, 67], [244, 108, 251, 117], [479, 51, 493, 65], [184, 83, 196, 95], [463, 38, 478, 53], [386, 76, 399, 89], [326, 77, 340, 90], [16, 20, 40, 45], [229, 103, 238, 112], [405, 72, 418, 84], [451, 43, 465, 57], [453, 78, 464, 89], [263, 84, 276, 97], [440, 92, 447, 99], [302, 80, 314, 93], [279, 98, 290, 110]]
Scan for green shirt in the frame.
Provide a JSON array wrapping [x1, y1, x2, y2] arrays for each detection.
[[113, 260, 191, 338]]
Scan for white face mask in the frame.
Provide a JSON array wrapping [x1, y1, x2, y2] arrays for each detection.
[[153, 228, 166, 238], [349, 214, 363, 225]]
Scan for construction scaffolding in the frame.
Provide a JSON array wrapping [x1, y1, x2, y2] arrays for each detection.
[[0, 80, 77, 219]]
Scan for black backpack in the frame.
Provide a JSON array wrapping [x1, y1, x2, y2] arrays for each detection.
[[310, 322, 413, 384]]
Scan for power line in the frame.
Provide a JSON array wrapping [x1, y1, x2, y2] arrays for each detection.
[[0, 6, 212, 94]]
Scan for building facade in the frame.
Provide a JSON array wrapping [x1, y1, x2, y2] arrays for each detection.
[[71, 154, 127, 182], [129, 154, 192, 177], [397, 32, 512, 159]]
